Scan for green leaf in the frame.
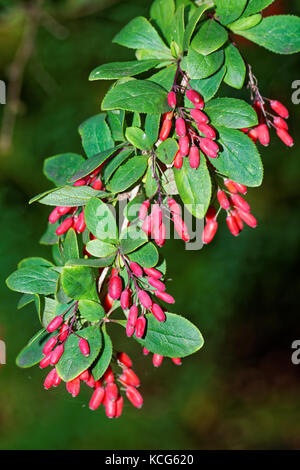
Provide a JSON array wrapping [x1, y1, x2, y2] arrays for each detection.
[[89, 60, 160, 81], [156, 138, 179, 164], [69, 145, 124, 183], [181, 48, 224, 79], [128, 242, 159, 268], [52, 244, 64, 266], [91, 329, 113, 381], [229, 14, 262, 32], [32, 186, 107, 207], [17, 293, 36, 309], [108, 155, 148, 193], [40, 222, 59, 245], [61, 266, 98, 301], [183, 3, 214, 50], [79, 114, 114, 157], [215, 0, 248, 25], [16, 329, 57, 368], [65, 257, 115, 268], [123, 194, 145, 222], [84, 198, 118, 242], [148, 65, 177, 91], [120, 225, 148, 254], [214, 126, 264, 187], [18, 257, 54, 269], [103, 148, 134, 183], [145, 164, 158, 198], [63, 229, 79, 263], [43, 153, 85, 187], [192, 19, 228, 56], [242, 0, 274, 17], [235, 15, 300, 54], [132, 112, 141, 128], [134, 312, 204, 358], [102, 80, 170, 114], [224, 43, 246, 89], [145, 114, 160, 147], [107, 110, 125, 142], [205, 98, 258, 128], [171, 5, 185, 53], [150, 0, 175, 44], [188, 65, 226, 102], [113, 16, 171, 57], [6, 267, 59, 295], [125, 127, 152, 151], [78, 299, 105, 322], [85, 239, 117, 258], [174, 156, 211, 219], [56, 326, 102, 382]]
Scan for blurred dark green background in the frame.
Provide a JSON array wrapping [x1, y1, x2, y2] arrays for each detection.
[[0, 0, 300, 450]]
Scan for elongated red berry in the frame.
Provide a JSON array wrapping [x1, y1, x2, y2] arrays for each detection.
[[179, 135, 190, 156], [270, 100, 289, 119], [57, 205, 71, 216], [202, 220, 218, 244], [234, 182, 247, 195], [217, 190, 230, 210], [226, 215, 240, 237], [197, 123, 216, 140], [50, 344, 64, 365], [73, 179, 86, 186], [49, 208, 61, 224], [276, 128, 294, 147], [190, 108, 208, 123], [151, 303, 166, 322], [143, 267, 162, 279], [109, 275, 122, 300], [143, 347, 150, 355], [79, 369, 90, 381], [147, 277, 166, 291], [74, 211, 86, 233], [89, 386, 105, 410], [105, 399, 116, 418], [224, 179, 238, 194], [273, 116, 288, 131], [130, 262, 143, 278], [231, 194, 250, 212], [172, 357, 182, 366], [168, 91, 177, 108], [168, 198, 181, 216], [47, 315, 63, 333], [189, 145, 200, 169], [248, 127, 258, 143], [154, 222, 166, 248], [186, 89, 204, 109], [92, 179, 102, 190], [135, 316, 146, 338], [174, 151, 183, 169], [151, 204, 162, 229], [43, 336, 58, 356], [40, 354, 51, 369], [120, 368, 140, 388], [159, 118, 172, 141], [128, 305, 138, 326], [176, 118, 186, 137], [44, 368, 57, 390], [53, 369, 61, 387], [199, 138, 219, 158], [155, 291, 175, 304], [106, 382, 119, 401], [66, 378, 80, 397], [103, 365, 114, 384], [257, 123, 270, 146], [142, 215, 152, 235], [126, 385, 143, 409], [206, 206, 217, 221], [139, 200, 150, 220], [232, 210, 244, 231], [138, 290, 152, 309], [115, 396, 124, 418], [58, 323, 69, 342], [56, 217, 73, 236], [79, 338, 90, 357], [153, 354, 164, 367], [173, 215, 190, 242], [120, 289, 130, 310], [237, 210, 257, 228], [86, 374, 95, 388], [117, 352, 132, 369]]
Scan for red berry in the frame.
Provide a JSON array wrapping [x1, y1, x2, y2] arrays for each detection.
[[273, 116, 288, 131], [217, 190, 230, 210], [276, 128, 294, 147], [186, 89, 204, 109], [153, 222, 166, 248], [126, 386, 143, 409], [50, 344, 64, 365], [142, 215, 152, 236], [115, 396, 124, 418], [168, 198, 181, 216], [202, 220, 218, 244], [199, 138, 219, 158], [257, 123, 270, 146], [173, 215, 190, 242], [147, 277, 166, 291], [135, 316, 146, 338], [106, 382, 119, 401], [138, 290, 152, 309], [206, 206, 217, 221], [168, 91, 177, 108], [85, 374, 96, 388], [151, 204, 162, 229], [143, 347, 150, 355], [174, 150, 183, 169], [190, 108, 208, 123], [232, 210, 244, 231], [53, 369, 61, 387], [74, 211, 86, 234], [89, 386, 105, 410], [66, 378, 80, 397], [57, 206, 71, 216], [179, 135, 190, 156], [197, 123, 216, 140], [130, 262, 143, 278], [120, 368, 140, 387], [92, 179, 102, 190], [143, 267, 163, 279], [226, 215, 240, 237], [109, 275, 122, 300], [151, 303, 166, 322], [139, 200, 150, 220], [176, 118, 186, 137], [105, 399, 116, 418], [120, 289, 130, 310], [153, 354, 164, 367], [47, 315, 63, 333], [224, 179, 238, 194], [56, 217, 73, 236], [103, 365, 115, 384], [58, 323, 69, 342], [79, 338, 90, 357], [44, 368, 57, 390], [49, 208, 61, 224], [73, 179, 86, 186], [159, 118, 172, 141], [237, 210, 257, 228], [39, 354, 51, 369], [270, 100, 289, 119], [189, 145, 200, 169], [230, 194, 251, 212], [234, 182, 247, 195], [117, 352, 132, 369], [43, 336, 58, 356], [248, 127, 258, 143], [79, 369, 90, 381], [155, 291, 175, 304], [171, 358, 182, 366]]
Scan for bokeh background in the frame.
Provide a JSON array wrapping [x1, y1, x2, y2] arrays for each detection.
[[0, 0, 299, 450]]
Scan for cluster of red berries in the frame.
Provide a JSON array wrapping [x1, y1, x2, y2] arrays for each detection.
[[43, 349, 143, 418], [107, 263, 174, 339], [243, 99, 293, 148], [139, 198, 190, 245], [159, 87, 220, 170], [48, 165, 104, 236], [142, 347, 182, 367], [202, 178, 257, 244]]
